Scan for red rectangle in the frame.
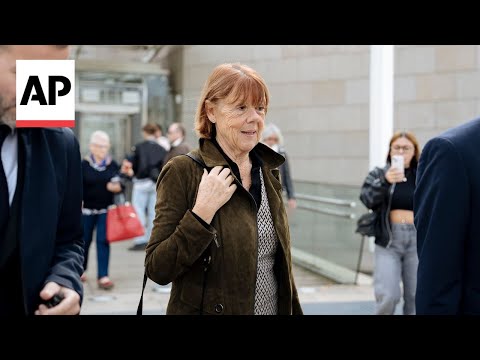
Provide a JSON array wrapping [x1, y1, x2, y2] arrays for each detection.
[[16, 120, 75, 128]]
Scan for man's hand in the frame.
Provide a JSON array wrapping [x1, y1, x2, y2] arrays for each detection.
[[35, 282, 81, 315]]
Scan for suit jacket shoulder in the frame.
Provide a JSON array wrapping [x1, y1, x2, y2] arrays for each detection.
[[43, 127, 77, 147], [435, 117, 480, 150]]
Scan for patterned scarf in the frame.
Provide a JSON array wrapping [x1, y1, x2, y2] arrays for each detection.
[[89, 153, 111, 171]]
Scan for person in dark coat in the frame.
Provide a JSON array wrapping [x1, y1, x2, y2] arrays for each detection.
[[261, 123, 296, 209], [121, 123, 167, 251], [0, 45, 84, 315], [81, 130, 123, 290], [415, 117, 480, 315]]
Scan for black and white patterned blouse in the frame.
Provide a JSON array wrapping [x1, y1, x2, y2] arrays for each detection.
[[254, 168, 279, 315]]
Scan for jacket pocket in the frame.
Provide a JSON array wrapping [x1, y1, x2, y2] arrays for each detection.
[[180, 281, 212, 314], [179, 247, 223, 315]]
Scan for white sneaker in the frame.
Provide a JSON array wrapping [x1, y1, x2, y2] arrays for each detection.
[[152, 284, 171, 294]]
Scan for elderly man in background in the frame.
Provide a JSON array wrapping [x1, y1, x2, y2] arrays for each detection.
[[162, 122, 192, 166]]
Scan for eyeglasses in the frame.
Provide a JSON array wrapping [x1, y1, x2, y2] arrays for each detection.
[[91, 143, 109, 149], [391, 145, 413, 152], [264, 137, 279, 142]]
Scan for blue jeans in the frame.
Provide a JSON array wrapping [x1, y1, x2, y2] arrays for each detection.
[[374, 223, 418, 315], [82, 213, 110, 279], [131, 180, 157, 246]]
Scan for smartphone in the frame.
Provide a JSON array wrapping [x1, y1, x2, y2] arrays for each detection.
[[43, 293, 65, 308], [391, 155, 405, 174]]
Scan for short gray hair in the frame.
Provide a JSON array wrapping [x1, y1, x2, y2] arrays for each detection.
[[262, 123, 284, 145], [90, 130, 110, 144]]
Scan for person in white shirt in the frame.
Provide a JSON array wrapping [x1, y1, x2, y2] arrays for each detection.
[[154, 123, 170, 152]]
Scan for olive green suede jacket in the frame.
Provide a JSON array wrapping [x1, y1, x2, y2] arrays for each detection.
[[145, 138, 303, 315]]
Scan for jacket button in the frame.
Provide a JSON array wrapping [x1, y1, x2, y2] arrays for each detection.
[[214, 304, 224, 313]]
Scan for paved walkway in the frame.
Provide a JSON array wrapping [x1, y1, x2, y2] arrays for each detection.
[[80, 239, 378, 315]]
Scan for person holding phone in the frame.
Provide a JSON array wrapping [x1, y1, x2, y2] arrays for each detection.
[[359, 131, 421, 315]]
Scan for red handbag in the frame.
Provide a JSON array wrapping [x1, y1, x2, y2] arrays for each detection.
[[106, 202, 145, 243]]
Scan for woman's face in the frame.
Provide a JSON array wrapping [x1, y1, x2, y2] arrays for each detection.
[[390, 137, 415, 168], [89, 137, 110, 161], [207, 98, 266, 156], [263, 134, 279, 148]]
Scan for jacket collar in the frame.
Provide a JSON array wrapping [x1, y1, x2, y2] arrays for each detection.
[[198, 138, 285, 169], [84, 153, 112, 169]]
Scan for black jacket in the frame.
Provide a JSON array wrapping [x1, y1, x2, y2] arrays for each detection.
[[18, 127, 84, 314], [415, 117, 480, 315], [131, 140, 167, 181], [278, 147, 295, 200], [359, 166, 392, 247], [360, 165, 417, 248], [82, 157, 121, 210]]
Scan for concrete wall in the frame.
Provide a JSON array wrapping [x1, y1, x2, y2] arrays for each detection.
[[175, 45, 480, 187], [177, 45, 370, 186], [395, 45, 480, 151]]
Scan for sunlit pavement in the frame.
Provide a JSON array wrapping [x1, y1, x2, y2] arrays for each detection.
[[80, 239, 382, 315]]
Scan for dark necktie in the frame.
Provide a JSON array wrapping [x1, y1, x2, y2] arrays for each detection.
[[0, 124, 11, 230]]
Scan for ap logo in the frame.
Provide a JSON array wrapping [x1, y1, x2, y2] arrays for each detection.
[[16, 60, 75, 128]]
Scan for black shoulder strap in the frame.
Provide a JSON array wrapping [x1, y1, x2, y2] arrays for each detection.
[[136, 151, 207, 315], [136, 272, 148, 315], [184, 152, 207, 169]]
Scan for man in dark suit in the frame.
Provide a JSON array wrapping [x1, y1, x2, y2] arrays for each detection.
[[0, 45, 84, 315], [414, 117, 480, 315]]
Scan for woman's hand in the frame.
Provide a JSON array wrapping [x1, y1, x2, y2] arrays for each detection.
[[120, 160, 134, 177], [106, 181, 122, 193], [192, 166, 237, 224], [385, 166, 406, 184]]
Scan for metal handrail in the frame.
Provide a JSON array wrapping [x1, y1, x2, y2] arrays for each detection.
[[297, 204, 356, 219], [295, 193, 356, 208]]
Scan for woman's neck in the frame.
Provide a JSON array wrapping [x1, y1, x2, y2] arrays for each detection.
[[92, 154, 105, 164], [216, 136, 250, 166]]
